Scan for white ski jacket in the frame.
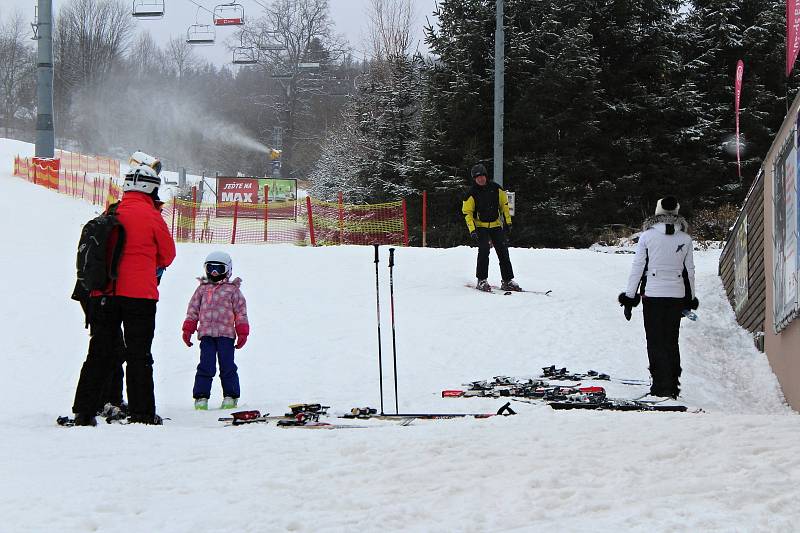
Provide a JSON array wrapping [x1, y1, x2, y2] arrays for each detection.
[[625, 215, 695, 299]]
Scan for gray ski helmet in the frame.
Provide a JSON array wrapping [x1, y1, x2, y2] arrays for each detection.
[[471, 164, 488, 178], [204, 251, 232, 278]]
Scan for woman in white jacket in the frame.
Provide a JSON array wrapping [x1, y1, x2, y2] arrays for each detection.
[[618, 197, 698, 399]]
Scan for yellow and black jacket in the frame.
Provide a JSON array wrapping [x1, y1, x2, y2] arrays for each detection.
[[462, 181, 512, 232]]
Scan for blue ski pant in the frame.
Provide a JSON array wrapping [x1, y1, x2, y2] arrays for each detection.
[[193, 336, 240, 399]]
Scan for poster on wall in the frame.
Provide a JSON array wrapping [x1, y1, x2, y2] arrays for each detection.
[[773, 125, 800, 332], [734, 213, 748, 314]]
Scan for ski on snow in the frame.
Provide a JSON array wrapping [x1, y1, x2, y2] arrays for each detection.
[[464, 283, 552, 296], [340, 401, 517, 420]]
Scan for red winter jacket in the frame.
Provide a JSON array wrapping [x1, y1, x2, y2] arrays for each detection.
[[92, 192, 176, 300]]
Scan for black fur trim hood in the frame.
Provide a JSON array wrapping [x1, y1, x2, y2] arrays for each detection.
[[642, 213, 689, 233]]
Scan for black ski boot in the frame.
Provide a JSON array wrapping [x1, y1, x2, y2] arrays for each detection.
[[128, 413, 163, 425], [73, 413, 97, 427]]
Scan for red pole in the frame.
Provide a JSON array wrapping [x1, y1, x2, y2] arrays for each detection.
[[402, 199, 409, 246], [306, 196, 316, 246], [232, 201, 239, 244], [171, 196, 177, 239], [338, 191, 344, 244], [422, 191, 427, 248], [192, 186, 198, 243], [264, 185, 269, 242]]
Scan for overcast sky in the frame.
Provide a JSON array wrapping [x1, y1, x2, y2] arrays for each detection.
[[3, 0, 437, 65]]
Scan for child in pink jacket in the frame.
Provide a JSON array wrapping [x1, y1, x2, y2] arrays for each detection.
[[182, 251, 249, 410]]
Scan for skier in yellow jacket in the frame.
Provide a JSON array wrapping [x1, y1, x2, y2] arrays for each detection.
[[461, 163, 520, 292]]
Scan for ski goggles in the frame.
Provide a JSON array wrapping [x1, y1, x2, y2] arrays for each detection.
[[205, 262, 228, 277]]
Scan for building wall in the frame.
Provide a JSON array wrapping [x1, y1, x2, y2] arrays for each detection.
[[719, 171, 765, 348], [761, 93, 800, 411]]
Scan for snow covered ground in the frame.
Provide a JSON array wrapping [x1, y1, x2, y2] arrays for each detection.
[[1, 138, 798, 532]]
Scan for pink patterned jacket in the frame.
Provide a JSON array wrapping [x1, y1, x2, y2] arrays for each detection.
[[185, 277, 249, 339]]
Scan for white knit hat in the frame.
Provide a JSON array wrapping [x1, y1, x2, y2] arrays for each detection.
[[655, 196, 680, 215]]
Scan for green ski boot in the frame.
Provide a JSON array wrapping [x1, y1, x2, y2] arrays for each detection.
[[220, 397, 238, 409]]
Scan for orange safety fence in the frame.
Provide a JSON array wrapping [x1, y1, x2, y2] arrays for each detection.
[[13, 155, 122, 208], [163, 191, 407, 246], [11, 157, 408, 246], [55, 149, 120, 178]]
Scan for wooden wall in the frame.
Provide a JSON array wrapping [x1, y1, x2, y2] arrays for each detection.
[[719, 172, 766, 350]]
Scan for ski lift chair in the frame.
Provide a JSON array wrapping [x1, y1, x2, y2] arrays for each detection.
[[232, 47, 257, 65], [213, 3, 244, 26], [132, 0, 165, 18], [187, 24, 215, 45]]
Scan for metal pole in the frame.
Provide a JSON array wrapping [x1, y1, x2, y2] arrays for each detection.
[[388, 247, 399, 415], [35, 0, 55, 158], [493, 0, 504, 187], [373, 244, 385, 415]]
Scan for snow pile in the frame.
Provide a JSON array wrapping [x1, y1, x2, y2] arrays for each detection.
[[0, 138, 797, 532]]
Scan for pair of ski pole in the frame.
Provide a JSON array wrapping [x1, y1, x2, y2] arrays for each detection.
[[374, 244, 400, 416]]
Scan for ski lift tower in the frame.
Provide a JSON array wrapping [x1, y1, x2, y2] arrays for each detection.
[[33, 0, 55, 158]]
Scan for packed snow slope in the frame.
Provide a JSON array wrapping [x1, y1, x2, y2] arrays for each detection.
[[1, 138, 798, 532]]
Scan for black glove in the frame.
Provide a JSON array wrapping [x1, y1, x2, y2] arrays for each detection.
[[685, 297, 699, 310], [470, 231, 478, 242], [504, 225, 512, 243], [618, 292, 641, 322]]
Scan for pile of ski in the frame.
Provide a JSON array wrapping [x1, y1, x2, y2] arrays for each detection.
[[539, 365, 649, 385], [442, 367, 695, 413]]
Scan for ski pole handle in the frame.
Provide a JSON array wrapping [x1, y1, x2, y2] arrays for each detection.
[[374, 243, 379, 264], [389, 247, 395, 268]]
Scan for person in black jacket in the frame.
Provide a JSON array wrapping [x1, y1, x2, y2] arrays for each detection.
[[461, 163, 520, 292]]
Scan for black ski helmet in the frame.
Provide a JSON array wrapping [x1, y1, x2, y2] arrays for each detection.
[[471, 164, 488, 178]]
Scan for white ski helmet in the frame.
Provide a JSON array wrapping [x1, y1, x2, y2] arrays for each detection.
[[129, 151, 162, 175], [123, 164, 161, 196], [204, 251, 232, 279]]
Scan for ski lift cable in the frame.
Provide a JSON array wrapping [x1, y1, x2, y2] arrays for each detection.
[[184, 0, 276, 47]]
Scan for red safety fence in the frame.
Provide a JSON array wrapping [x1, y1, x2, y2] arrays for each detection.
[[11, 157, 408, 246], [14, 155, 122, 208], [164, 188, 407, 246]]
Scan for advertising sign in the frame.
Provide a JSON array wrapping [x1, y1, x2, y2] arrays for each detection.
[[216, 176, 298, 220], [217, 177, 259, 217], [773, 127, 800, 332], [734, 213, 748, 314]]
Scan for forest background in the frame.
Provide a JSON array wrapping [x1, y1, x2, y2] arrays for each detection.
[[1, 0, 796, 246]]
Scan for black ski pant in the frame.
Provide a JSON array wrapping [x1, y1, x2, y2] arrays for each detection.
[[98, 330, 125, 410], [476, 226, 514, 281], [642, 297, 683, 396], [72, 296, 157, 418]]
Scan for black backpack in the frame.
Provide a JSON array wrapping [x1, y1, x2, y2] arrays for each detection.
[[74, 202, 126, 295]]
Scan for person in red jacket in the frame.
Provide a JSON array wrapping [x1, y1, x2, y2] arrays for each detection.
[[71, 164, 176, 426]]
